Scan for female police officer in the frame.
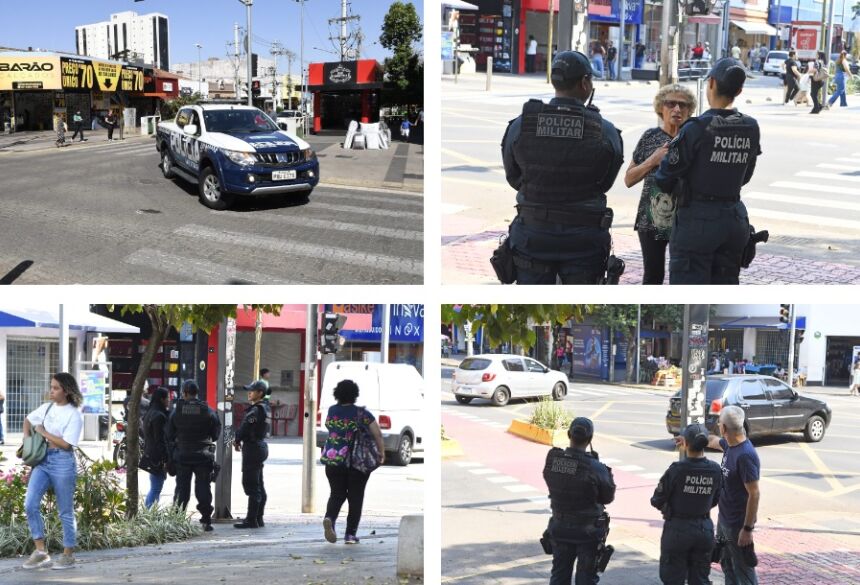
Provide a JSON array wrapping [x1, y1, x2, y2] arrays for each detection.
[[233, 380, 269, 529], [650, 424, 722, 585], [654, 57, 761, 284]]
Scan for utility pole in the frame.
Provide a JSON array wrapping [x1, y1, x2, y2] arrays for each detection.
[[301, 304, 319, 513], [547, 0, 555, 84], [214, 317, 237, 520], [329, 0, 360, 61], [660, 0, 679, 84], [635, 305, 641, 384], [787, 304, 797, 387], [285, 50, 295, 108], [679, 305, 710, 461], [381, 304, 390, 363]]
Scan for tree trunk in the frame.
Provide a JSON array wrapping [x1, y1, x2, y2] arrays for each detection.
[[125, 306, 168, 518], [626, 326, 637, 383]]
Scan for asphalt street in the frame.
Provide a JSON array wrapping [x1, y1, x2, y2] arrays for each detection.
[[442, 72, 860, 283], [441, 373, 860, 584], [0, 137, 423, 284]]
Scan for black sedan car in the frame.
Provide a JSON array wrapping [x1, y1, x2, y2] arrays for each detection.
[[666, 375, 831, 442]]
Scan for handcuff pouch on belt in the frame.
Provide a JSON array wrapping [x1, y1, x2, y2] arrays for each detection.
[[740, 224, 769, 269], [490, 233, 516, 284]]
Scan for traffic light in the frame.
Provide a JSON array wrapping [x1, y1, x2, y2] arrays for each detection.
[[251, 79, 261, 97], [685, 0, 710, 15], [251, 53, 258, 77], [322, 312, 347, 354], [795, 329, 805, 344], [778, 304, 790, 324]]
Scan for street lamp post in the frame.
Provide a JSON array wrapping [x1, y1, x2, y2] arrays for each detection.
[[238, 0, 254, 106], [294, 0, 308, 133], [195, 43, 203, 95]]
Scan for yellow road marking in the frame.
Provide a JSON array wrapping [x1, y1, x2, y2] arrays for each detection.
[[589, 401, 615, 421], [442, 110, 509, 126], [441, 147, 502, 169], [798, 442, 844, 492]]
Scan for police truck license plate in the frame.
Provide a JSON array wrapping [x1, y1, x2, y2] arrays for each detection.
[[272, 170, 296, 181]]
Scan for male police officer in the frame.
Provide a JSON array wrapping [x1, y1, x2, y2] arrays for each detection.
[[166, 379, 221, 531], [651, 424, 722, 585], [543, 417, 616, 584], [501, 51, 624, 284], [655, 57, 761, 284], [233, 380, 269, 529]]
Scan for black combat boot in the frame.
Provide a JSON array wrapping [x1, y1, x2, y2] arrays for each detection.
[[233, 500, 260, 529], [256, 500, 265, 527]]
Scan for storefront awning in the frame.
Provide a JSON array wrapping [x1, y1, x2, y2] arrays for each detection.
[[442, 0, 479, 9], [0, 306, 140, 333], [731, 20, 778, 35], [712, 316, 806, 329], [688, 14, 721, 24]]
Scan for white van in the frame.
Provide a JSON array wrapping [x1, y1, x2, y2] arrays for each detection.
[[316, 361, 424, 466]]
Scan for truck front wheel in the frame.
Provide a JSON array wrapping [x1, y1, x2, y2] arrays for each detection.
[[198, 166, 235, 210], [161, 147, 175, 179]]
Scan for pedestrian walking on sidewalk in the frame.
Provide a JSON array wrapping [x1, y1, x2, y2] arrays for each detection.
[[850, 362, 860, 395], [105, 110, 116, 141], [626, 83, 696, 284], [22, 373, 84, 571], [527, 35, 538, 73], [542, 417, 616, 585], [653, 424, 722, 585], [54, 113, 67, 147], [677, 406, 760, 585], [233, 380, 269, 529], [783, 51, 801, 104], [500, 50, 624, 284], [827, 51, 856, 109], [166, 380, 221, 532], [71, 110, 87, 142], [142, 387, 171, 509], [655, 57, 761, 284], [320, 379, 385, 545], [607, 41, 617, 80], [809, 52, 828, 114]]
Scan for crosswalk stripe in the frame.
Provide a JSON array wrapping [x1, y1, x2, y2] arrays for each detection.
[[836, 157, 860, 164], [321, 190, 423, 209], [746, 206, 860, 230], [745, 191, 860, 212], [797, 171, 860, 184], [486, 476, 519, 484], [469, 468, 498, 475], [215, 210, 423, 241], [441, 203, 469, 214], [616, 465, 645, 472], [572, 389, 604, 397], [599, 458, 621, 464], [175, 224, 423, 276], [770, 181, 860, 196], [505, 484, 539, 493], [124, 249, 295, 284], [453, 462, 483, 468], [309, 201, 422, 220], [639, 472, 664, 480], [818, 163, 860, 172]]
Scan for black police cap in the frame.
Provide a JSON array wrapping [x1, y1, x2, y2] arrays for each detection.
[[568, 416, 594, 440], [181, 379, 199, 395], [243, 380, 268, 394], [705, 57, 747, 83], [551, 51, 593, 84]]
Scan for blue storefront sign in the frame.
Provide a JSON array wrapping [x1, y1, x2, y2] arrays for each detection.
[[442, 32, 455, 61], [338, 304, 424, 343], [768, 5, 793, 25], [588, 0, 644, 24]]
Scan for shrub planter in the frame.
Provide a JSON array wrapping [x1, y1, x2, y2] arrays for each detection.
[[441, 437, 465, 458], [508, 419, 568, 447]]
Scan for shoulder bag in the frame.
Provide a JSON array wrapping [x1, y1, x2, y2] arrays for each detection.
[[813, 61, 829, 83], [348, 407, 381, 474], [17, 403, 53, 467]]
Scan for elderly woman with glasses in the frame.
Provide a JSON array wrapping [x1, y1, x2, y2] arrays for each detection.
[[624, 84, 696, 284]]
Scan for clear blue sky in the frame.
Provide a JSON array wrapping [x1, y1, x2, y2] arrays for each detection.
[[2, 0, 424, 68]]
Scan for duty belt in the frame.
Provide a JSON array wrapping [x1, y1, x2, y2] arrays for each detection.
[[517, 205, 613, 229], [691, 192, 740, 203], [552, 511, 603, 522], [670, 513, 710, 520]]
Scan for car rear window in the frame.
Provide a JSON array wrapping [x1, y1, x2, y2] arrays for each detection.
[[768, 52, 788, 60], [459, 358, 491, 371], [705, 379, 729, 401]]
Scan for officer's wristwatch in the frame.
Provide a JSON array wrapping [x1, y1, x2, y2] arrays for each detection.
[[742, 525, 755, 532]]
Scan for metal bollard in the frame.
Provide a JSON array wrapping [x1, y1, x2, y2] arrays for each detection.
[[486, 56, 493, 91]]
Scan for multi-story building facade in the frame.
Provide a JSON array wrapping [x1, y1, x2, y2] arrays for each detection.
[[75, 11, 170, 70]]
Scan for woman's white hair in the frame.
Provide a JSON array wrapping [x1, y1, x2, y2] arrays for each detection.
[[720, 405, 746, 434]]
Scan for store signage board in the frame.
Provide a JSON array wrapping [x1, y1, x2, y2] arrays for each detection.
[[0, 56, 61, 90], [80, 369, 108, 414]]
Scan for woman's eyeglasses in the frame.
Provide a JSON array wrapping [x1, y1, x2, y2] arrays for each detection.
[[663, 100, 691, 110]]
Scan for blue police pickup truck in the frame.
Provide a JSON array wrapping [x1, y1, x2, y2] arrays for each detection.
[[156, 104, 320, 210]]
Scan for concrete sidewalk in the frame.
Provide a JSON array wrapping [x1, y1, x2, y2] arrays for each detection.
[[0, 514, 421, 584], [0, 128, 424, 194]]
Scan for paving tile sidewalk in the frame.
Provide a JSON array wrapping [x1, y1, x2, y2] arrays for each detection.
[[443, 228, 860, 284], [0, 514, 421, 585]]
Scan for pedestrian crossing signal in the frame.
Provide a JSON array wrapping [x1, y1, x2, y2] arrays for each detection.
[[322, 312, 347, 354], [779, 304, 790, 324], [685, 0, 710, 15]]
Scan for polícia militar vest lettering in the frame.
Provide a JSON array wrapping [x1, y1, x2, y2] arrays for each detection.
[[667, 459, 722, 517], [688, 113, 759, 200], [543, 448, 603, 516], [514, 100, 615, 206]]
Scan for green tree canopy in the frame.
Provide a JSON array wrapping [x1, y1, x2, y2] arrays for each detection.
[[110, 304, 282, 517], [380, 2, 422, 51], [442, 305, 593, 350], [380, 2, 423, 100]]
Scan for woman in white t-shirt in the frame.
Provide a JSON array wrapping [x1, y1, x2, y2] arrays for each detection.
[[21, 373, 84, 571]]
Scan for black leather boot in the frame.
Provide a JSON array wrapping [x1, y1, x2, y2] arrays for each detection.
[[234, 499, 260, 529]]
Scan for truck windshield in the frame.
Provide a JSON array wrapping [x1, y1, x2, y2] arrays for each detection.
[[203, 109, 279, 133]]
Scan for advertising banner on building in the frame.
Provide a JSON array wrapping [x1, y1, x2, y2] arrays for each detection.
[[339, 304, 424, 343], [587, 0, 644, 24], [121, 65, 145, 92], [0, 56, 62, 90], [80, 369, 108, 413], [571, 324, 608, 378], [61, 57, 126, 92]]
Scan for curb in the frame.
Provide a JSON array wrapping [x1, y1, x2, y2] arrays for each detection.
[[507, 419, 567, 447], [320, 176, 423, 193]]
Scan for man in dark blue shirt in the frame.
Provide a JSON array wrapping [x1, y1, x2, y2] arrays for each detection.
[[700, 405, 760, 584]]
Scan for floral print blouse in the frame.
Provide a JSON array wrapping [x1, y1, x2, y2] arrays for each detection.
[[320, 404, 376, 467], [633, 127, 677, 241]]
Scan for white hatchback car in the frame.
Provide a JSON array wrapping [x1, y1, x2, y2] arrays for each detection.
[[452, 354, 568, 406], [763, 50, 788, 77]]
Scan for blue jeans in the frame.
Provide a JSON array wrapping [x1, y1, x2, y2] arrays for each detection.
[[25, 449, 77, 548], [717, 519, 758, 585], [145, 471, 166, 508], [607, 59, 616, 80], [828, 72, 848, 107], [592, 55, 605, 79]]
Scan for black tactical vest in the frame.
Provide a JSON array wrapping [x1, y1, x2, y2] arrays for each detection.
[[666, 458, 722, 518], [687, 112, 759, 201], [239, 403, 267, 443], [172, 399, 215, 452], [543, 448, 604, 517], [514, 100, 617, 207]]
